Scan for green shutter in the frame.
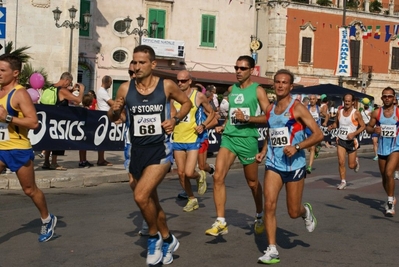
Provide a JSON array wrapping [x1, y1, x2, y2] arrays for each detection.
[[79, 0, 91, 37], [148, 9, 165, 39], [201, 15, 215, 47]]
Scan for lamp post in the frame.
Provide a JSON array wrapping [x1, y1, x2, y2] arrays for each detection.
[[52, 6, 91, 73], [124, 14, 159, 45]]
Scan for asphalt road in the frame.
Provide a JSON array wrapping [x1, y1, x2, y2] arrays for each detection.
[[1, 153, 397, 267]]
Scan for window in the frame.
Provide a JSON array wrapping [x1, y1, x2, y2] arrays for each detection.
[[391, 47, 399, 70], [79, 0, 91, 37], [350, 40, 360, 77], [201, 15, 216, 47], [113, 50, 128, 63], [301, 37, 312, 63], [114, 20, 127, 33], [148, 9, 166, 39]]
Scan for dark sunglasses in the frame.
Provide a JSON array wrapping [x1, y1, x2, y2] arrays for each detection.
[[177, 79, 189, 83], [382, 94, 395, 99], [234, 66, 250, 71], [128, 70, 135, 76]]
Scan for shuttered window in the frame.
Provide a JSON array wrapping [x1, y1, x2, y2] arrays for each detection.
[[79, 0, 91, 37], [301, 37, 311, 63], [350, 40, 360, 77], [148, 9, 165, 39], [201, 15, 216, 47], [391, 47, 399, 70]]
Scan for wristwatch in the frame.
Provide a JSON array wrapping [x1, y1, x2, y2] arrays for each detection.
[[173, 116, 180, 125], [244, 115, 250, 122], [294, 144, 300, 151], [5, 114, 13, 123]]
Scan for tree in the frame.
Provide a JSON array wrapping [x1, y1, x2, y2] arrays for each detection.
[[317, 0, 333, 7], [369, 0, 383, 12], [4, 41, 31, 63]]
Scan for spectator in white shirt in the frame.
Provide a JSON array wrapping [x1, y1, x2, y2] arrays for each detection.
[[219, 92, 229, 119], [96, 75, 114, 166]]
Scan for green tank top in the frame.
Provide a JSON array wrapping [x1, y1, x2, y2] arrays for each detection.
[[224, 82, 260, 138]]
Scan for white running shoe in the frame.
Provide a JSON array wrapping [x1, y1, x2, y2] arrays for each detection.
[[258, 246, 280, 264], [162, 234, 180, 265], [394, 171, 399, 180], [354, 157, 360, 173], [146, 232, 163, 265], [337, 181, 347, 190], [303, 203, 317, 232]]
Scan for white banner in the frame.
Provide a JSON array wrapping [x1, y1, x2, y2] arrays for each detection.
[[335, 27, 351, 77], [142, 37, 185, 58]]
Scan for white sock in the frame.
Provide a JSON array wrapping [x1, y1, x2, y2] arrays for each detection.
[[41, 214, 51, 224], [388, 196, 394, 202], [341, 179, 346, 184], [269, 244, 277, 251], [216, 217, 225, 223], [256, 211, 264, 219]]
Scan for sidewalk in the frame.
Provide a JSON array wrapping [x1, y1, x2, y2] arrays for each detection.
[[0, 144, 375, 190]]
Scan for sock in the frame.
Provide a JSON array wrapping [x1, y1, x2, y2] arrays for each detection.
[[163, 233, 173, 243], [269, 244, 277, 250], [149, 233, 160, 239], [216, 217, 225, 224], [388, 196, 394, 202], [341, 179, 346, 184], [256, 211, 264, 219], [41, 214, 51, 224]]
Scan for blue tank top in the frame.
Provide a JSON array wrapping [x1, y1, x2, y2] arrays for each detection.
[[265, 98, 306, 171], [376, 106, 399, 156], [196, 105, 208, 143], [125, 78, 170, 146]]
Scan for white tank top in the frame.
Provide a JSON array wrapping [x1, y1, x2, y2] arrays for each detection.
[[338, 108, 358, 140]]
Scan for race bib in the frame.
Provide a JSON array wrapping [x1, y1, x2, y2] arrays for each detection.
[[0, 122, 10, 141], [229, 107, 250, 125], [133, 114, 162, 137], [339, 126, 349, 136], [381, 124, 396, 138], [269, 127, 290, 147], [176, 109, 190, 123]]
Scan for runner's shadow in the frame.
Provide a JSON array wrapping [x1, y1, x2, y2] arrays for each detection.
[[321, 177, 342, 187], [0, 216, 65, 244], [344, 194, 385, 214], [276, 227, 310, 250]]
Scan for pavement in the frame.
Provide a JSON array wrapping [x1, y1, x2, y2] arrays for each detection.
[[0, 144, 375, 190]]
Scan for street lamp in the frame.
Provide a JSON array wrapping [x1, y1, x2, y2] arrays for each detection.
[[52, 6, 92, 73], [124, 14, 159, 45]]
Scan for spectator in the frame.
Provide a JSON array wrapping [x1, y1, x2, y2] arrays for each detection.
[[78, 94, 95, 168], [219, 92, 229, 119], [41, 72, 84, 171], [96, 75, 114, 166], [206, 85, 219, 111], [88, 90, 97, 110]]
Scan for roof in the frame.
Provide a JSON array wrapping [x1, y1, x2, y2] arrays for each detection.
[[153, 69, 274, 87]]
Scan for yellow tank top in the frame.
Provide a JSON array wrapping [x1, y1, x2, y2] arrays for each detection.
[[173, 90, 199, 143], [0, 85, 32, 150]]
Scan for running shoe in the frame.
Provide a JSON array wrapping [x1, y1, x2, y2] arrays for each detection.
[[355, 157, 360, 173], [146, 232, 163, 265], [177, 190, 188, 199], [395, 171, 399, 180], [183, 198, 199, 212], [254, 216, 265, 235], [258, 246, 280, 264], [162, 234, 180, 265], [373, 155, 378, 161], [303, 203, 317, 232], [306, 166, 312, 174], [205, 220, 228, 236], [209, 164, 215, 175], [197, 170, 207, 195], [38, 214, 57, 242], [385, 201, 395, 217], [139, 220, 149, 236], [37, 152, 44, 158], [314, 145, 321, 159], [337, 181, 347, 190]]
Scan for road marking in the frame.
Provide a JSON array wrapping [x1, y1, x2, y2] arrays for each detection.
[[325, 176, 381, 189]]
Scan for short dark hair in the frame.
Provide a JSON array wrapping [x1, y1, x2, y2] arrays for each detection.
[[382, 86, 395, 96], [274, 69, 294, 84], [0, 54, 22, 72], [82, 93, 94, 108], [236, 55, 255, 68], [133, 45, 156, 61]]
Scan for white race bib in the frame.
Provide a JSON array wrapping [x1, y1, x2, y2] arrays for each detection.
[[133, 114, 162, 137], [0, 122, 10, 141], [229, 107, 250, 125], [269, 127, 290, 147], [339, 126, 349, 137], [381, 124, 396, 138]]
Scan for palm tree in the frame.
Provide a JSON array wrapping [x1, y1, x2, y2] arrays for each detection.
[[4, 41, 31, 63]]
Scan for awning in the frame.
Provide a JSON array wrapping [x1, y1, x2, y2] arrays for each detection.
[[153, 69, 274, 88]]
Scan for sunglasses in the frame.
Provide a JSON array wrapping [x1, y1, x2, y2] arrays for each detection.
[[128, 70, 135, 76], [382, 94, 395, 99], [234, 66, 250, 71], [177, 79, 189, 83]]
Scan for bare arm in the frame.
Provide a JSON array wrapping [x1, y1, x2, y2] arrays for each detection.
[[108, 81, 129, 121], [366, 109, 379, 134], [0, 88, 39, 129], [196, 92, 215, 131], [59, 83, 85, 104], [235, 86, 270, 124], [320, 105, 329, 126]]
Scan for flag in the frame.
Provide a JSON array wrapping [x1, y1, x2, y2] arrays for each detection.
[[374, 25, 381, 39], [367, 26, 372, 37], [362, 31, 368, 39], [385, 25, 392, 42], [349, 26, 356, 37]]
